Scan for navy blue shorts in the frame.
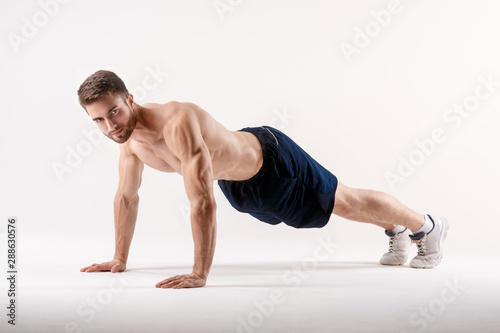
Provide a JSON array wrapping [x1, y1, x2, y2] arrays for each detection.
[[218, 126, 338, 229]]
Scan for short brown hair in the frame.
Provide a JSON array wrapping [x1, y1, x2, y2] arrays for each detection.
[[77, 70, 129, 108]]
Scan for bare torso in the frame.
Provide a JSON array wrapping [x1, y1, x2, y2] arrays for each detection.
[[124, 101, 263, 181]]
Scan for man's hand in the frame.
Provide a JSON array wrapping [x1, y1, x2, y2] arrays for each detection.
[[155, 272, 206, 289], [80, 259, 126, 273]]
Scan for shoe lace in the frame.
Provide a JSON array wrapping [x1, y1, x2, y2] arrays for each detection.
[[388, 235, 397, 253], [413, 237, 427, 256]]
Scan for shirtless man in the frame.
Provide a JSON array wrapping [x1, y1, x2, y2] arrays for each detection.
[[78, 70, 449, 289]]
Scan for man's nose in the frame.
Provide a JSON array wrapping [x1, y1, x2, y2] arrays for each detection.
[[105, 118, 116, 131]]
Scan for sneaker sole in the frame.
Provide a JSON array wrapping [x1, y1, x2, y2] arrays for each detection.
[[380, 259, 408, 266]]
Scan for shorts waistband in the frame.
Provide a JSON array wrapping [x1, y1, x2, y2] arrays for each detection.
[[237, 126, 279, 184]]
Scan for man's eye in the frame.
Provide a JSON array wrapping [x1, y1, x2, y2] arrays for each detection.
[[111, 109, 118, 114], [95, 119, 102, 123]]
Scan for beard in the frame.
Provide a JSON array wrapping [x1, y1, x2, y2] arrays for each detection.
[[105, 111, 137, 144]]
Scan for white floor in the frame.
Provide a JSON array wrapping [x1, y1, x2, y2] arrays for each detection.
[[2, 235, 499, 333]]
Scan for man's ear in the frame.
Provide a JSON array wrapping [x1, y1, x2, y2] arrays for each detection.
[[126, 93, 134, 106]]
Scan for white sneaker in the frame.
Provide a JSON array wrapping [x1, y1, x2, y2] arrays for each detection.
[[380, 227, 411, 266], [410, 215, 449, 269]]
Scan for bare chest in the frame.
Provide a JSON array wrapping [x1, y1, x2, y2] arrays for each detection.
[[129, 140, 181, 173]]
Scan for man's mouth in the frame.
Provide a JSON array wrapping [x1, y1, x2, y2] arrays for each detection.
[[111, 128, 122, 136]]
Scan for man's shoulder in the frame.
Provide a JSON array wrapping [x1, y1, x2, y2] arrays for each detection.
[[159, 101, 201, 126], [143, 100, 194, 111]]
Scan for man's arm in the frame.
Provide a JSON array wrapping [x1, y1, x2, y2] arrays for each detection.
[[81, 144, 144, 273], [113, 145, 144, 264], [155, 105, 217, 289]]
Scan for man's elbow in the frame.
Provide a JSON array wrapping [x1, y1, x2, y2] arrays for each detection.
[[191, 195, 217, 213], [114, 192, 140, 207]]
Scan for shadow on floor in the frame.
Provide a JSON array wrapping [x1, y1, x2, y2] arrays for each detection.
[[128, 261, 387, 273]]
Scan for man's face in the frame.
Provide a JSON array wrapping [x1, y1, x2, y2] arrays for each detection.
[[86, 93, 137, 144]]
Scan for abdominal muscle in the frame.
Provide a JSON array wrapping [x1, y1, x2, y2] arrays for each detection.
[[209, 130, 263, 181]]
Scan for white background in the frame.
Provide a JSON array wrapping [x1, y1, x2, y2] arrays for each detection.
[[1, 1, 499, 332]]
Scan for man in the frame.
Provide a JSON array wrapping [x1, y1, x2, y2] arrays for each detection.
[[78, 70, 449, 289]]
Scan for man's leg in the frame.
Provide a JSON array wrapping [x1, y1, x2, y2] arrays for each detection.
[[332, 181, 424, 232], [331, 181, 449, 268]]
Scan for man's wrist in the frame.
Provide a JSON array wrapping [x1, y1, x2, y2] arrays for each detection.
[[114, 257, 127, 265], [192, 271, 207, 280]]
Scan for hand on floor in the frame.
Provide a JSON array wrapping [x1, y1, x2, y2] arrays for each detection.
[[80, 259, 126, 273], [156, 272, 206, 289]]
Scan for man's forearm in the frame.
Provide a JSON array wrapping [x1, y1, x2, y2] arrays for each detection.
[[113, 194, 140, 264], [190, 199, 217, 279]]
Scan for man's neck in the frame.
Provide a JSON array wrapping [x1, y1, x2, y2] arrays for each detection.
[[129, 104, 158, 143]]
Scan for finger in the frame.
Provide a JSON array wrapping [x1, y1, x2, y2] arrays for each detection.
[[162, 277, 192, 289], [81, 263, 101, 271], [172, 278, 202, 289], [155, 275, 182, 287], [81, 266, 96, 272], [162, 280, 184, 289], [172, 281, 186, 289], [85, 264, 111, 272], [161, 281, 179, 288], [83, 266, 98, 272], [80, 264, 96, 271], [156, 279, 177, 288], [174, 279, 201, 289], [157, 277, 182, 288]]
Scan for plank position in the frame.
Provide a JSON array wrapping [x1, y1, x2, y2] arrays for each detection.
[[78, 70, 449, 289]]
